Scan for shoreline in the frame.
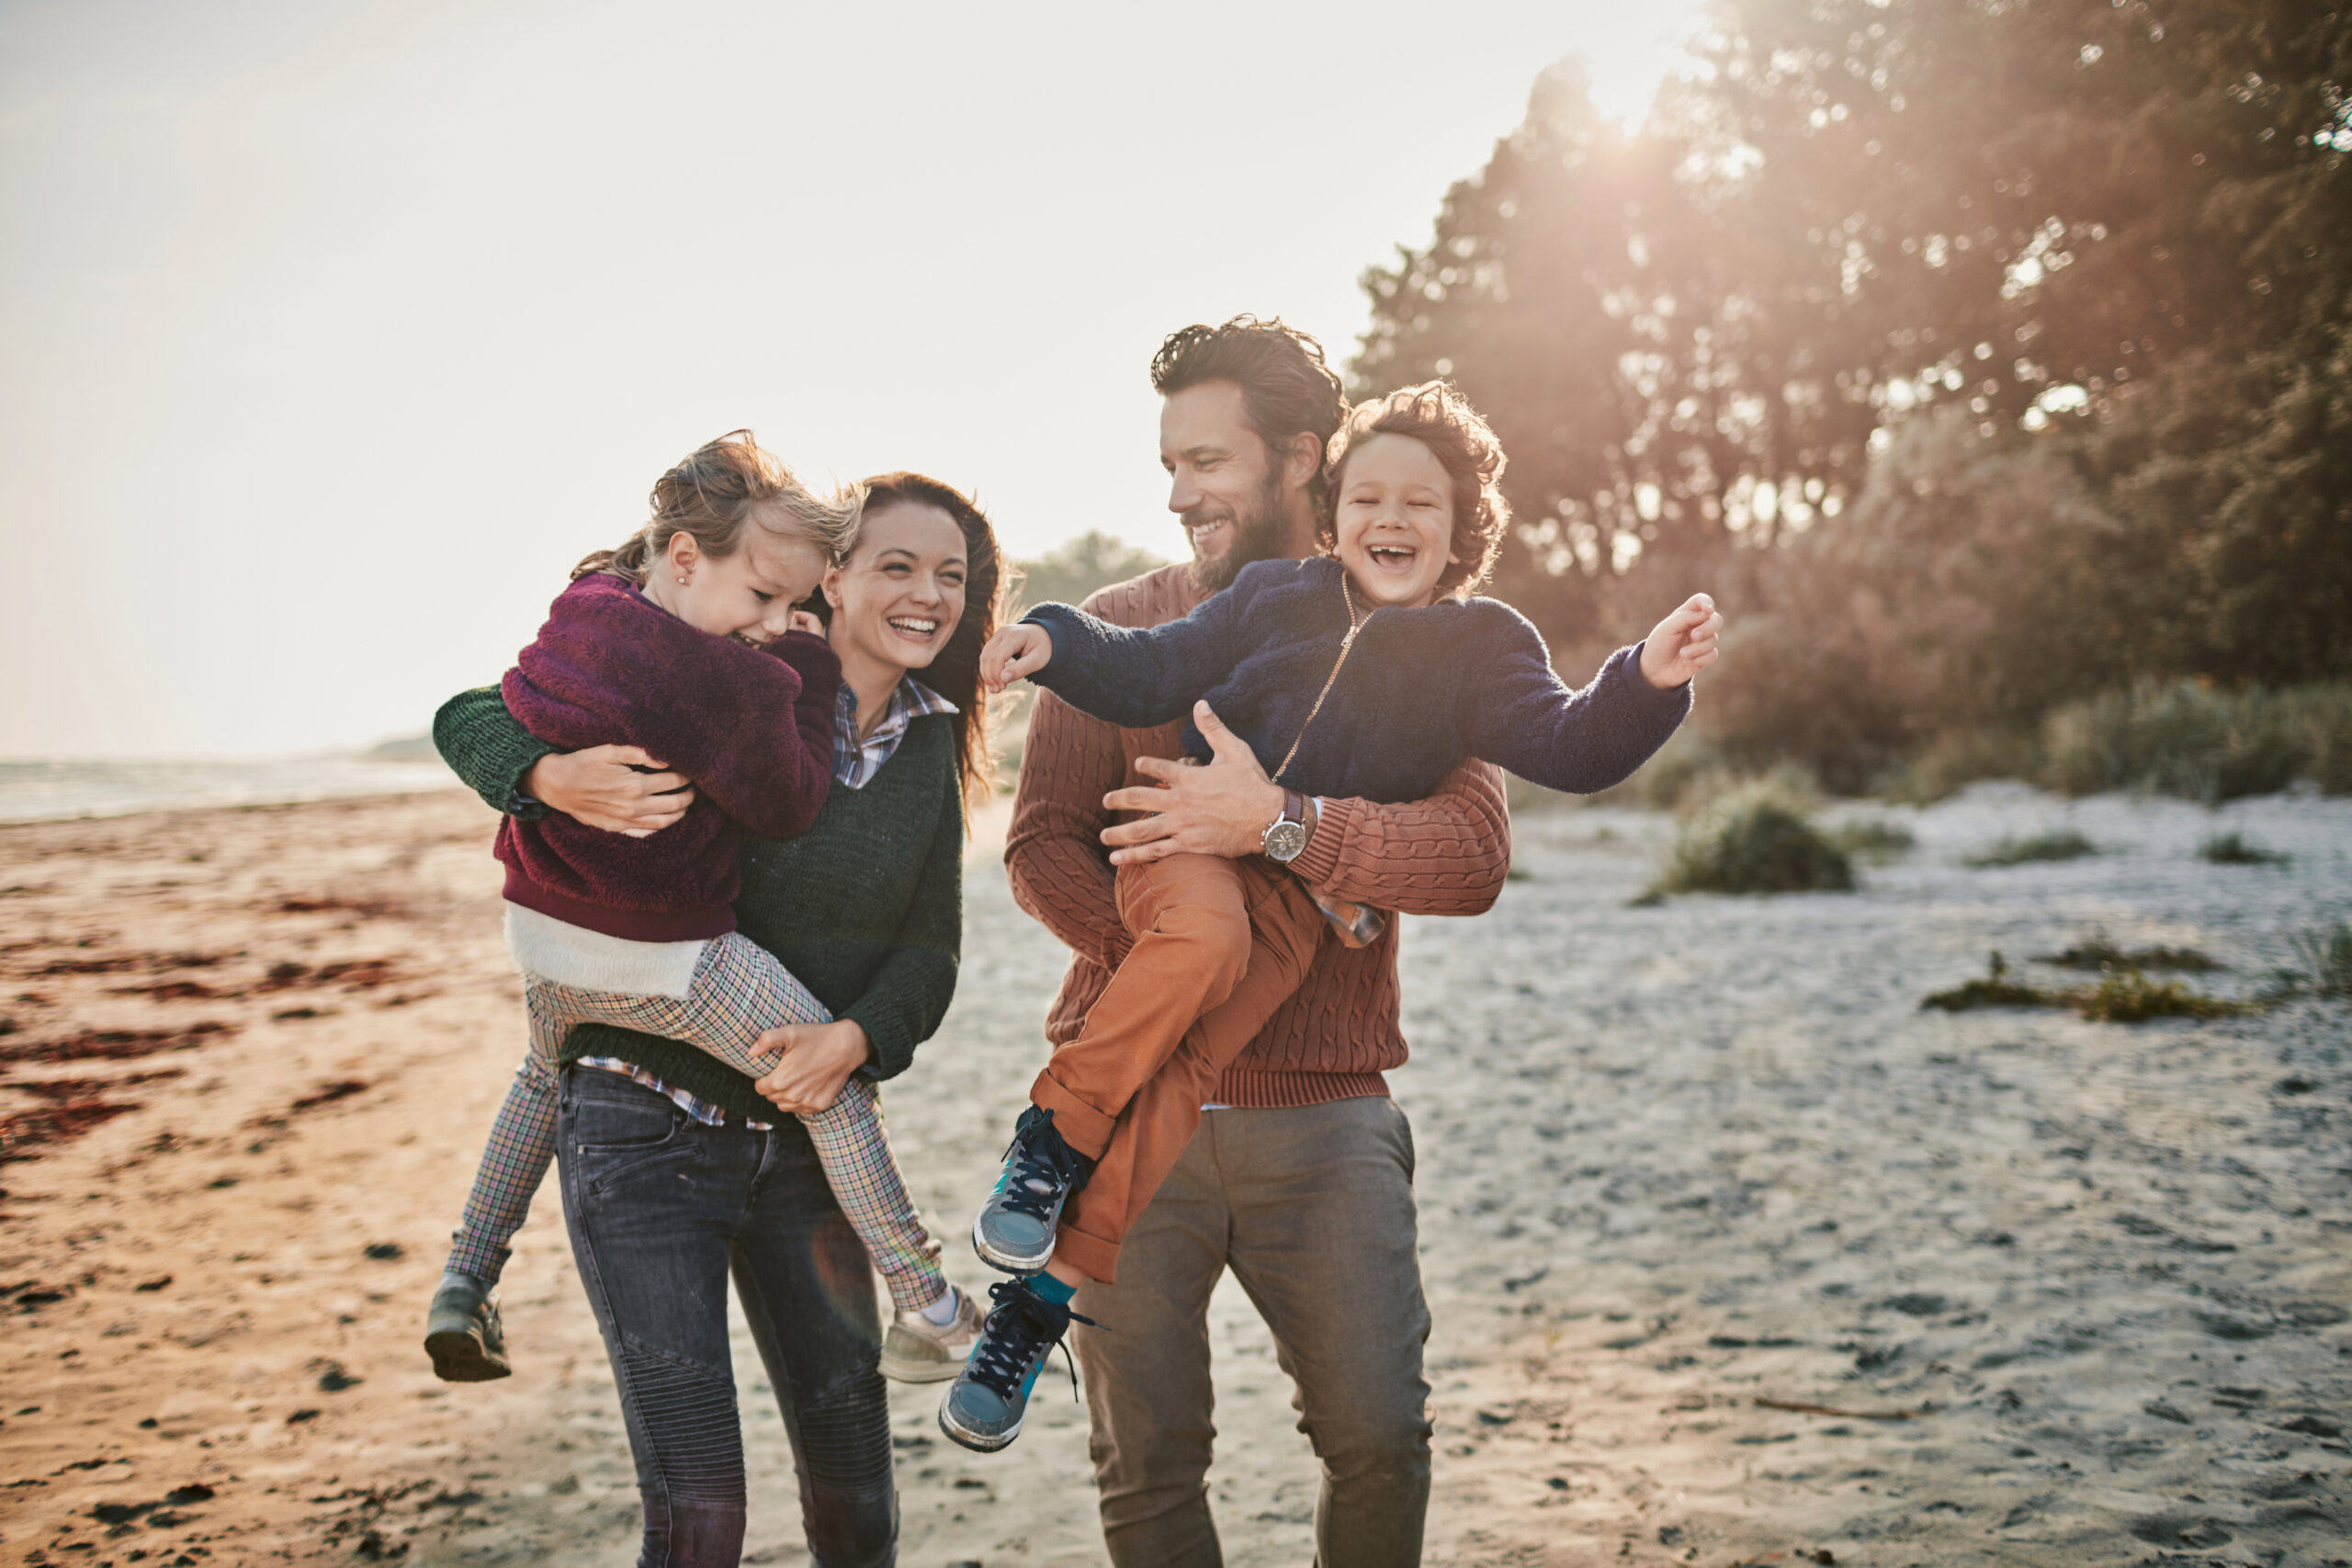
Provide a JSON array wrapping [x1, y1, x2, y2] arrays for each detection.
[[0, 758, 462, 829]]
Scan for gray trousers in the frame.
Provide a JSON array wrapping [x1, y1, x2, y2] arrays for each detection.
[[1071, 1096, 1432, 1568]]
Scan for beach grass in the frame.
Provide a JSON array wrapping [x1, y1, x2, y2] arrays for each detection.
[[1962, 829, 2096, 868]]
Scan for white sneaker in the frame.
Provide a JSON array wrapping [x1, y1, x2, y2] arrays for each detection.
[[879, 1285, 983, 1383]]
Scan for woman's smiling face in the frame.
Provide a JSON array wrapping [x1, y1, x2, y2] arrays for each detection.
[[1331, 433, 1458, 609], [824, 501, 967, 673]]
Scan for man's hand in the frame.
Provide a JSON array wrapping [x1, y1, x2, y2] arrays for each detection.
[[1638, 593, 1724, 689], [526, 746, 695, 837], [1101, 701, 1284, 865], [752, 1020, 872, 1115], [980, 623, 1053, 693]]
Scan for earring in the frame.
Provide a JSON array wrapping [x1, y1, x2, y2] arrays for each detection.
[[677, 574, 688, 585]]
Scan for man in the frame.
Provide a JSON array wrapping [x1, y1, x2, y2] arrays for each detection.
[[1004, 316, 1511, 1567]]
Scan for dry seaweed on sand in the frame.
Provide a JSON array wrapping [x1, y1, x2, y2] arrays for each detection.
[[1921, 952, 2054, 1011], [1922, 952, 2248, 1021], [2073, 968, 2249, 1022], [2038, 932, 2221, 972], [1962, 829, 2096, 867]]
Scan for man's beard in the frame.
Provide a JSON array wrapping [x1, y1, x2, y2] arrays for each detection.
[[1184, 468, 1295, 595]]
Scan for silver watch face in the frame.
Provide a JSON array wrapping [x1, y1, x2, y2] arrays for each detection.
[[1262, 819, 1308, 863]]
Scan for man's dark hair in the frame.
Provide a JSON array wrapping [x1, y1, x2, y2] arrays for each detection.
[[1149, 316, 1348, 505]]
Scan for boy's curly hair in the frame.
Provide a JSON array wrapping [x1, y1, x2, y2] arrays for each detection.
[[1318, 380, 1510, 601]]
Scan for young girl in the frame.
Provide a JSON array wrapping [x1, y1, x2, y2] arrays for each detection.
[[940, 381, 1723, 1451], [425, 431, 978, 1385]]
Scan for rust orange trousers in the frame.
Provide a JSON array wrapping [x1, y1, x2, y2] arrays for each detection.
[[1030, 852, 1324, 1282]]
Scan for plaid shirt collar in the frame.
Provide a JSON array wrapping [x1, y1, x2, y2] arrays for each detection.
[[833, 676, 957, 789]]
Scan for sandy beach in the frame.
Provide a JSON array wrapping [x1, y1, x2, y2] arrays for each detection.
[[4, 783, 2348, 1566]]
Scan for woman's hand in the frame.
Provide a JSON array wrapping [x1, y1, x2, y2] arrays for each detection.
[[980, 624, 1053, 693], [526, 746, 695, 837], [1638, 593, 1724, 689], [752, 1019, 872, 1115]]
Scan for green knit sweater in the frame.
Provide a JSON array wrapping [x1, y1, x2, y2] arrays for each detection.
[[433, 686, 963, 1120]]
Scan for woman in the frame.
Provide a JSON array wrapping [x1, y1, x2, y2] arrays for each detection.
[[432, 472, 1003, 1568]]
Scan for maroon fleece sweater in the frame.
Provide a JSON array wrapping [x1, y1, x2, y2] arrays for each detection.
[[494, 572, 841, 942]]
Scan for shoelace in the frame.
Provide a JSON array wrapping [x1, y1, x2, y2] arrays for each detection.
[[991, 1123, 1087, 1228], [963, 1279, 1099, 1406]]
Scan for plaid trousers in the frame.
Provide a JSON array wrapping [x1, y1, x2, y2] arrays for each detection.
[[446, 931, 945, 1311]]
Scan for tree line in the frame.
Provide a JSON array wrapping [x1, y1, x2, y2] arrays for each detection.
[[1351, 0, 2349, 790]]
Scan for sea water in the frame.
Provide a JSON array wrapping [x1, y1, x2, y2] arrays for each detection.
[[0, 754, 460, 824]]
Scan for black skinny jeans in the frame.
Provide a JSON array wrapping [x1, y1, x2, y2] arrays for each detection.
[[558, 1066, 898, 1568]]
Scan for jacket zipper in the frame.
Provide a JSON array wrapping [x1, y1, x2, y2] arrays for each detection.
[[1271, 575, 1366, 784]]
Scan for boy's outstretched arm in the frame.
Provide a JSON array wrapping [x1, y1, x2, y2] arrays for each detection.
[[1639, 593, 1724, 688], [1469, 594, 1719, 796], [1017, 577, 1252, 729]]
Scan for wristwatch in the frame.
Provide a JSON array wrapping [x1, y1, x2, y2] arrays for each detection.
[[1260, 790, 1312, 863]]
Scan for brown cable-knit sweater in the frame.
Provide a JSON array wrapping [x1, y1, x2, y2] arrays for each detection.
[[1004, 562, 1513, 1109]]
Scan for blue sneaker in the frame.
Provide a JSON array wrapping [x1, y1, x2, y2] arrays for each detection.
[[971, 1105, 1093, 1274], [937, 1278, 1093, 1452]]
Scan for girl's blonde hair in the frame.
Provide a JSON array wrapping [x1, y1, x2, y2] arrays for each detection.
[[575, 430, 865, 584]]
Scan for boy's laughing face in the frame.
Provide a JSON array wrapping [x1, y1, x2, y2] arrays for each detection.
[[1331, 433, 1458, 610]]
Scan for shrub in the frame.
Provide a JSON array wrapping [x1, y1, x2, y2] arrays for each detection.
[[1653, 780, 1855, 895], [2040, 934, 2219, 972], [2040, 680, 2352, 803], [1009, 531, 1170, 617], [1963, 829, 2096, 868], [1692, 411, 2130, 795], [1829, 818, 1917, 862], [1876, 727, 2043, 805], [2199, 831, 2289, 866]]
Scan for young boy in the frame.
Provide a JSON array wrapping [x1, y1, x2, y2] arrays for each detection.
[[939, 380, 1722, 1452]]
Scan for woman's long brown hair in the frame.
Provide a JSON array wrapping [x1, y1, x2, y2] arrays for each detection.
[[834, 472, 1008, 820]]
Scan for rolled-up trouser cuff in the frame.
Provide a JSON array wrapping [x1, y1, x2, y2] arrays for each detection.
[[1029, 1067, 1120, 1158]]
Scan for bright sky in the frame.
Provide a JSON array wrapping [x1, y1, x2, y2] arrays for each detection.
[[0, 0, 1701, 758]]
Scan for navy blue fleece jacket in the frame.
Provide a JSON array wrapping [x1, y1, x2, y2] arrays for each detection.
[[1023, 555, 1690, 803]]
